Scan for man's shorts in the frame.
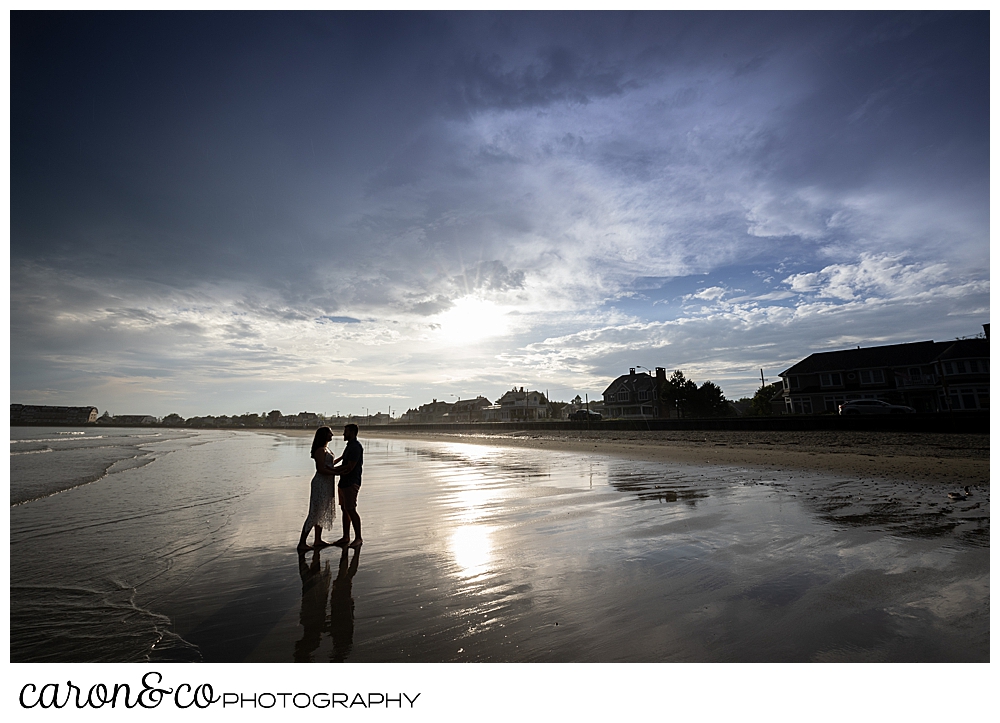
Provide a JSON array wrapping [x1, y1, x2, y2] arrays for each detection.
[[338, 483, 360, 510]]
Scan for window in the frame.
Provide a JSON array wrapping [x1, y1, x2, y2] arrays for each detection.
[[638, 390, 651, 401], [944, 360, 986, 375], [789, 376, 800, 389], [819, 373, 842, 387], [946, 388, 985, 410], [792, 398, 813, 414], [859, 369, 885, 384], [824, 395, 847, 412], [617, 391, 630, 402]]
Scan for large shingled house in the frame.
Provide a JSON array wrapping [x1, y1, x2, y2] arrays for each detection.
[[602, 367, 677, 420], [777, 332, 989, 414]]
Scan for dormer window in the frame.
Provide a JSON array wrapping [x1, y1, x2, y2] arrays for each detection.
[[617, 391, 630, 402]]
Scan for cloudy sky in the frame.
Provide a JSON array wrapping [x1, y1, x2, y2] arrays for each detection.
[[10, 11, 990, 417]]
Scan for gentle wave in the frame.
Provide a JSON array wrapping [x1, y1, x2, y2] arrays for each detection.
[[11, 436, 106, 444], [10, 433, 163, 445], [10, 448, 54, 456]]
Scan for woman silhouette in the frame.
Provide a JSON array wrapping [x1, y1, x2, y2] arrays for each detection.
[[297, 426, 339, 551]]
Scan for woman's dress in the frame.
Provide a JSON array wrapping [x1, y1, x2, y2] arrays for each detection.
[[304, 452, 336, 529]]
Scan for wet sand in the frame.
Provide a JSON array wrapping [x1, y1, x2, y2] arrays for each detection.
[[11, 429, 988, 663], [358, 428, 990, 485], [214, 429, 987, 662]]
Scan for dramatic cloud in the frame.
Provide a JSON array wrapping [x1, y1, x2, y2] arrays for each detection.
[[10, 11, 988, 415]]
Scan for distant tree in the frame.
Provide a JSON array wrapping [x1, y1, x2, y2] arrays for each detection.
[[162, 413, 185, 426], [237, 413, 262, 427], [695, 381, 732, 417], [266, 410, 283, 426], [746, 383, 783, 416], [661, 371, 732, 417], [662, 370, 697, 417]]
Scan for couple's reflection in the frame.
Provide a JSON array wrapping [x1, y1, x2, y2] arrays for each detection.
[[295, 545, 360, 662]]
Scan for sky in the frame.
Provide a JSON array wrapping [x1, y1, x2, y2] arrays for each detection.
[[9, 10, 990, 418]]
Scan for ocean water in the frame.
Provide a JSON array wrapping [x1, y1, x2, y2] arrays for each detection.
[[9, 428, 989, 662]]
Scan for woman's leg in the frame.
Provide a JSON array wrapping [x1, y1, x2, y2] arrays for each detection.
[[297, 517, 313, 550]]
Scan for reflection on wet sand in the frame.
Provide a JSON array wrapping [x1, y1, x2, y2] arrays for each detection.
[[57, 432, 982, 663], [330, 547, 360, 662], [295, 547, 360, 663], [607, 467, 710, 504], [295, 550, 330, 662]]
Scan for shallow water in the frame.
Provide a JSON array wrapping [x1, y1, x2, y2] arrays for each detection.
[[10, 429, 989, 662]]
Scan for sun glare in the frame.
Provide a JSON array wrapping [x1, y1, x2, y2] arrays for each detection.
[[432, 297, 511, 344], [449, 525, 495, 578]]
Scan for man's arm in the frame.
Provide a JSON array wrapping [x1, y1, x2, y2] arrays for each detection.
[[331, 459, 356, 476]]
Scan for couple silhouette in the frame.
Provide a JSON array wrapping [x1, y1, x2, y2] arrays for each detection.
[[297, 424, 364, 552]]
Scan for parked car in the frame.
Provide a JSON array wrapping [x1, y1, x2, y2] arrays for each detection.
[[569, 409, 602, 421], [838, 399, 916, 415]]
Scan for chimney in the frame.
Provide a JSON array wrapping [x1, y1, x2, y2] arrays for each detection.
[[656, 367, 666, 384], [629, 368, 636, 376], [984, 323, 990, 340]]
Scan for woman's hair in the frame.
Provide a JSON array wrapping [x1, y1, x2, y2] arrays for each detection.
[[310, 426, 334, 459]]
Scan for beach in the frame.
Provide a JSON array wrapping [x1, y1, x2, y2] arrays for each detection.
[[10, 426, 989, 662], [359, 427, 990, 485]]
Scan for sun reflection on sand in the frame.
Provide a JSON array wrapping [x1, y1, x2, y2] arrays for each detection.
[[438, 441, 501, 462], [436, 447, 517, 525], [449, 525, 495, 578]]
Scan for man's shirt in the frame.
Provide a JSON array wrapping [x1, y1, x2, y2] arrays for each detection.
[[339, 439, 363, 488]]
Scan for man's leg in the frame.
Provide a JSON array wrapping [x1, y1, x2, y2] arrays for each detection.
[[348, 485, 362, 547], [340, 511, 351, 544], [348, 509, 362, 548], [331, 487, 350, 546]]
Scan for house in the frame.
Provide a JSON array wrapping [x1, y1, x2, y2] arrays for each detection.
[[560, 395, 605, 419], [445, 396, 492, 423], [602, 368, 676, 419], [777, 333, 989, 414], [403, 399, 454, 424], [10, 404, 99, 425], [274, 411, 323, 427], [104, 414, 158, 426], [482, 388, 549, 421]]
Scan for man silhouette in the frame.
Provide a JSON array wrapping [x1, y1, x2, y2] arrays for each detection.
[[331, 424, 364, 548]]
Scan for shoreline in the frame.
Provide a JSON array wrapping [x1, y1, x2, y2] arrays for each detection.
[[275, 427, 990, 486]]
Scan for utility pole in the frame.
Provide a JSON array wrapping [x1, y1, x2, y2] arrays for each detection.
[[760, 368, 766, 388]]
